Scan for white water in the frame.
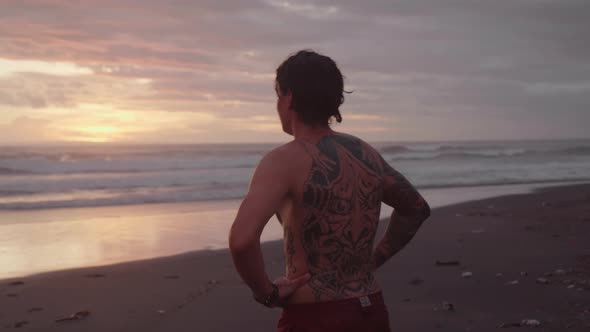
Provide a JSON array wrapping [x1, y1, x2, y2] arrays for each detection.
[[1, 139, 589, 210]]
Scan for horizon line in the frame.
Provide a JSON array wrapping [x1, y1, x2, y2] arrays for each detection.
[[1, 136, 589, 148]]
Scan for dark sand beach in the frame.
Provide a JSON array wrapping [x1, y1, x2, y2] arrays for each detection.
[[1, 184, 589, 331]]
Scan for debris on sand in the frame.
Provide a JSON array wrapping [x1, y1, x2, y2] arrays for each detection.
[[505, 280, 519, 285], [14, 321, 28, 328], [521, 319, 541, 327], [536, 277, 550, 285], [442, 301, 455, 312], [498, 319, 541, 328], [84, 273, 105, 278], [554, 269, 566, 275], [55, 310, 91, 323], [461, 271, 473, 278], [28, 307, 43, 313], [498, 322, 521, 328], [157, 309, 166, 315], [520, 272, 528, 276], [435, 260, 461, 266], [496, 273, 504, 277], [409, 278, 424, 286]]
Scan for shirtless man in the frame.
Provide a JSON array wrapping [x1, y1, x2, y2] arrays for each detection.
[[229, 50, 431, 331]]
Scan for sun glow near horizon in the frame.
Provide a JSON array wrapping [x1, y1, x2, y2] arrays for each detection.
[[0, 54, 407, 145], [43, 104, 246, 144], [66, 125, 123, 143]]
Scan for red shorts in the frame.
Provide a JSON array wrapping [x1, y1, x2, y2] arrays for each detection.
[[277, 292, 391, 332]]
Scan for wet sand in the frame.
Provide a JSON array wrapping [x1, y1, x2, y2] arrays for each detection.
[[1, 184, 589, 331], [0, 182, 573, 280]]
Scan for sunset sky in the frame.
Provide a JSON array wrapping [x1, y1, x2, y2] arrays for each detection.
[[1, 0, 589, 144]]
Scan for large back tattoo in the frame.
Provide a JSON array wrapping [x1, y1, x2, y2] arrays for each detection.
[[300, 134, 385, 301]]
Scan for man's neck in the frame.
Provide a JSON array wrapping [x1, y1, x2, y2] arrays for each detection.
[[292, 123, 334, 144]]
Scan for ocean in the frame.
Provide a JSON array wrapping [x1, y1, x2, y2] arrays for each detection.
[[1, 139, 589, 210], [1, 138, 589, 278]]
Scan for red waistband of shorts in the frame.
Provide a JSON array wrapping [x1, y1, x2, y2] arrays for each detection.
[[283, 292, 385, 311]]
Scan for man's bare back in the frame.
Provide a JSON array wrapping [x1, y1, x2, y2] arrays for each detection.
[[278, 132, 384, 303], [270, 131, 430, 304]]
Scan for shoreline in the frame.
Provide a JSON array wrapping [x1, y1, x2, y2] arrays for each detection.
[[1, 183, 589, 331], [1, 181, 588, 280], [1, 178, 588, 214]]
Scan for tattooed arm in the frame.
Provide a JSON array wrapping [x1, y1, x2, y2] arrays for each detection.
[[229, 147, 309, 306], [371, 163, 431, 271]]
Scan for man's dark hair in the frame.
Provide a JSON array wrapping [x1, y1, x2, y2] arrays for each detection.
[[276, 50, 347, 126]]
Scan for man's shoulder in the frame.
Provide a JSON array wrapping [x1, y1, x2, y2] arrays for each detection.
[[259, 141, 307, 168], [265, 141, 303, 157], [252, 142, 308, 189], [332, 132, 380, 154]]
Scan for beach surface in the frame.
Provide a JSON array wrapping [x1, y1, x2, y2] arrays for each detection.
[[1, 184, 589, 331], [0, 182, 573, 280]]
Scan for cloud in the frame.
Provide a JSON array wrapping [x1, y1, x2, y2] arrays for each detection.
[[264, 1, 341, 19], [0, 0, 588, 142], [347, 114, 383, 120], [0, 116, 55, 143], [0, 58, 93, 77]]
